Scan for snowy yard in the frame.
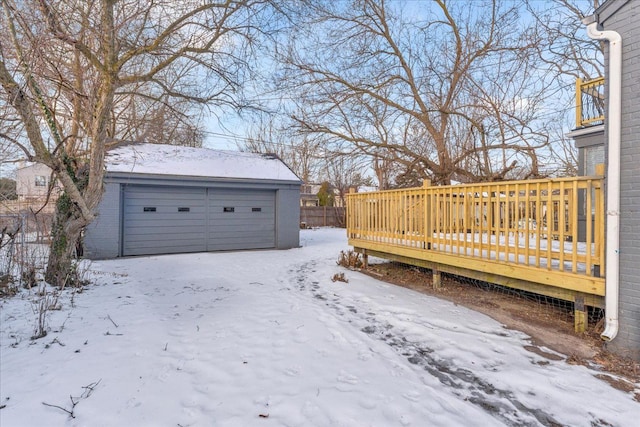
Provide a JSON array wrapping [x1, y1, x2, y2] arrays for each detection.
[[1, 228, 638, 426]]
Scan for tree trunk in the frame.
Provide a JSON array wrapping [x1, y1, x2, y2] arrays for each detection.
[[45, 193, 87, 288]]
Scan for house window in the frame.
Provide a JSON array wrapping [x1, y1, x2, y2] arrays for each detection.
[[35, 176, 47, 187]]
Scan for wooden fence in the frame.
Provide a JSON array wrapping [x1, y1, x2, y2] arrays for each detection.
[[347, 172, 606, 314], [300, 206, 346, 228], [0, 198, 57, 215]]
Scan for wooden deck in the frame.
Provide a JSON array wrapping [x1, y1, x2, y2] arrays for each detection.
[[347, 172, 606, 329]]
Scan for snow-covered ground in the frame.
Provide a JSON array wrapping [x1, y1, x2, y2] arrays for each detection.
[[1, 228, 638, 426]]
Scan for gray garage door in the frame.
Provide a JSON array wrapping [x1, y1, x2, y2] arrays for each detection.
[[122, 185, 276, 256], [208, 189, 276, 251], [123, 186, 207, 256]]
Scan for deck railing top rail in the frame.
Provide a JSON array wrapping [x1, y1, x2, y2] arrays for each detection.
[[348, 173, 603, 196]]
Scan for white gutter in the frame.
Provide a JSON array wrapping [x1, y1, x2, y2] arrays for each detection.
[[583, 17, 622, 341]]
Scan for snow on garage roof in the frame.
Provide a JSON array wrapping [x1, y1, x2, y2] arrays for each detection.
[[106, 143, 300, 182]]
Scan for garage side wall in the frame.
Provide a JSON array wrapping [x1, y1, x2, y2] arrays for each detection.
[[84, 182, 121, 259], [276, 186, 300, 249]]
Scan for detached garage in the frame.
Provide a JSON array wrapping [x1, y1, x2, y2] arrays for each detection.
[[84, 143, 301, 259]]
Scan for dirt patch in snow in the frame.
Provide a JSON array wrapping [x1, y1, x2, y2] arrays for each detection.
[[360, 261, 640, 399]]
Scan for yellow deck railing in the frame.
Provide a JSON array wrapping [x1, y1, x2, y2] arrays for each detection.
[[347, 173, 605, 300], [576, 77, 605, 128]]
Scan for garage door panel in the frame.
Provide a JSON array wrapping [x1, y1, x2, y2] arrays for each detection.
[[124, 244, 208, 255], [125, 195, 205, 202], [210, 237, 275, 246], [207, 240, 273, 251], [125, 238, 205, 249], [123, 232, 206, 242], [209, 205, 273, 209], [209, 213, 270, 218], [125, 200, 206, 205], [209, 224, 274, 236], [124, 226, 205, 235], [214, 192, 273, 200], [125, 199, 206, 206], [124, 207, 206, 215], [124, 215, 206, 224], [125, 226, 203, 239], [124, 241, 206, 256], [209, 233, 272, 242], [124, 204, 206, 212], [207, 216, 272, 225], [124, 216, 204, 225]]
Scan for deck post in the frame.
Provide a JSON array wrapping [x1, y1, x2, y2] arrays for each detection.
[[362, 250, 369, 269], [423, 180, 432, 250], [433, 268, 442, 289], [574, 295, 587, 333]]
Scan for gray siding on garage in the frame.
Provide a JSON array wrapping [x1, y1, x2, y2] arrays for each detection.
[[276, 187, 301, 249], [122, 185, 207, 256], [84, 182, 121, 259]]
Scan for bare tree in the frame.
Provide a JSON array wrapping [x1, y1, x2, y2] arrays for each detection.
[[279, 0, 560, 185], [323, 153, 373, 206], [0, 0, 274, 285], [114, 81, 206, 148], [527, 0, 602, 82], [241, 112, 324, 182], [526, 0, 603, 176]]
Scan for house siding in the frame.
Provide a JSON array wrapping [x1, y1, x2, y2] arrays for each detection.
[[15, 163, 59, 200], [599, 0, 640, 359]]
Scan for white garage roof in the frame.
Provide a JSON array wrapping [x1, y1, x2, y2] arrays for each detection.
[[106, 143, 300, 182]]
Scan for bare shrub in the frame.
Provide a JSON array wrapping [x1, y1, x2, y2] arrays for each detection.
[[21, 265, 37, 289], [337, 250, 363, 269], [62, 261, 91, 290], [31, 284, 61, 340], [1, 220, 20, 295], [331, 272, 348, 283], [0, 273, 16, 297], [15, 237, 48, 289], [42, 379, 101, 419]]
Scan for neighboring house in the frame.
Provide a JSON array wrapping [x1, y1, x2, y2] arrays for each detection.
[[84, 143, 302, 259], [300, 184, 320, 207], [15, 162, 60, 201], [578, 0, 640, 360], [300, 183, 357, 208], [300, 183, 338, 207]]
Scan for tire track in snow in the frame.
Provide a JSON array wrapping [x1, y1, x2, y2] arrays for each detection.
[[291, 261, 565, 427]]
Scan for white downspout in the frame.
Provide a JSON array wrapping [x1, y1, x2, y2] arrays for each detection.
[[584, 18, 622, 341]]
